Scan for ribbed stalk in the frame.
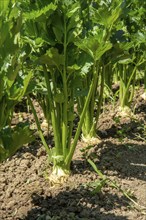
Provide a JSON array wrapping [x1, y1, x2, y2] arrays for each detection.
[[121, 65, 137, 108], [43, 65, 62, 155], [93, 63, 105, 132], [65, 62, 98, 168], [27, 95, 50, 155], [62, 15, 68, 157]]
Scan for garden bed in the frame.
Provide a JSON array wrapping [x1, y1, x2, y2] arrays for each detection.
[[0, 88, 146, 220]]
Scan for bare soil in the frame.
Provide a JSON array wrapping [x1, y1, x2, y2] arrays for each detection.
[[0, 87, 146, 220]]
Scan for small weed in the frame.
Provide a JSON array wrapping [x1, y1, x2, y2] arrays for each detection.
[[87, 158, 146, 215]]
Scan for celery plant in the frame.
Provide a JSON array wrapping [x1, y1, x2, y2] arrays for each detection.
[[0, 1, 35, 161], [21, 0, 127, 183], [75, 0, 123, 141], [143, 70, 146, 100], [116, 0, 146, 110], [22, 1, 86, 182]]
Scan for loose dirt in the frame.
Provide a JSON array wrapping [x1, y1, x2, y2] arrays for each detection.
[[0, 87, 146, 220]]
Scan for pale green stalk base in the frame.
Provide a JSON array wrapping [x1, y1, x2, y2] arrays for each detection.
[[81, 134, 101, 145], [48, 166, 70, 186], [117, 106, 133, 117], [141, 92, 146, 100]]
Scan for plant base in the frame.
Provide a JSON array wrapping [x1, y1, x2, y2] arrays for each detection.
[[117, 106, 133, 117], [141, 92, 146, 100], [48, 166, 70, 186], [81, 134, 101, 145]]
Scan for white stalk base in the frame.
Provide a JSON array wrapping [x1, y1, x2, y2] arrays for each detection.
[[117, 106, 133, 117], [81, 134, 101, 145], [48, 166, 69, 186], [141, 92, 146, 100]]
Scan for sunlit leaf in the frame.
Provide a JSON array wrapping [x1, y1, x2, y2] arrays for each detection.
[[0, 0, 10, 13], [24, 3, 57, 21], [0, 123, 35, 162]]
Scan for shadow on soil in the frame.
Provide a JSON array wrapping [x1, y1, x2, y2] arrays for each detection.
[[98, 99, 146, 140], [13, 137, 52, 159], [23, 188, 129, 220], [81, 140, 146, 182], [12, 100, 146, 219], [98, 119, 145, 141], [21, 142, 146, 220], [134, 103, 146, 117]]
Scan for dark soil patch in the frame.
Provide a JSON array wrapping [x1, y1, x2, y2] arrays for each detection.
[[0, 87, 146, 220]]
